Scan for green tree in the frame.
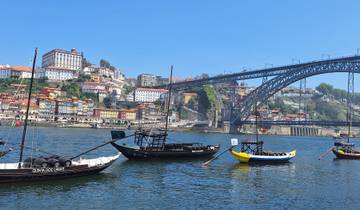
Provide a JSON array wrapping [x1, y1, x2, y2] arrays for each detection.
[[82, 57, 92, 68], [61, 83, 81, 98], [103, 96, 112, 108], [316, 83, 333, 95], [124, 85, 135, 95], [76, 74, 91, 82]]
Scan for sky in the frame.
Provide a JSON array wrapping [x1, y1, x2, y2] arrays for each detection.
[[0, 0, 360, 90]]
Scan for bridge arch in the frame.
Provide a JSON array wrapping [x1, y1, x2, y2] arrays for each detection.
[[231, 58, 360, 127]]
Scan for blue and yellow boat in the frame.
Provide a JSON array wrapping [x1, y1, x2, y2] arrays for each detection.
[[230, 141, 296, 163], [230, 103, 296, 164]]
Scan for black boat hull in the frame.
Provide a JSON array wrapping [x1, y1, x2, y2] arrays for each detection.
[[332, 148, 360, 159], [111, 142, 219, 160], [0, 160, 116, 183]]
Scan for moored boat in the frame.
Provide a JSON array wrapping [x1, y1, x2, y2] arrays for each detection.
[[110, 129, 220, 160], [331, 72, 359, 160], [110, 66, 220, 160], [0, 49, 120, 183], [0, 153, 120, 183], [229, 103, 296, 164], [230, 140, 296, 163], [332, 141, 360, 159]]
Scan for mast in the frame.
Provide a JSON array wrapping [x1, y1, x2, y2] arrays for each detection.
[[255, 102, 259, 143], [18, 48, 37, 168], [346, 71, 354, 143], [164, 65, 173, 136]]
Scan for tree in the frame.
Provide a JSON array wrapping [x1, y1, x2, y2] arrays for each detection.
[[124, 85, 135, 95], [80, 92, 98, 102], [316, 83, 333, 95], [100, 59, 111, 68], [103, 96, 112, 108], [76, 74, 91, 82], [61, 83, 81, 98], [100, 59, 116, 70]]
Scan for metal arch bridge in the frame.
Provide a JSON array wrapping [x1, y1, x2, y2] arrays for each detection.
[[151, 56, 360, 91], [230, 56, 360, 130]]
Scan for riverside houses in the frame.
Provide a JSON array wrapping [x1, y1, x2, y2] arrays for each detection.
[[93, 108, 120, 119], [0, 65, 32, 79], [79, 82, 108, 101]]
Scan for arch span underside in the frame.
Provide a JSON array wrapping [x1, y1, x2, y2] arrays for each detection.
[[231, 59, 360, 127]]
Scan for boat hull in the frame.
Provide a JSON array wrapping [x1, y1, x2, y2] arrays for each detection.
[[332, 149, 360, 159], [0, 154, 119, 183], [231, 150, 296, 163], [111, 142, 219, 160]]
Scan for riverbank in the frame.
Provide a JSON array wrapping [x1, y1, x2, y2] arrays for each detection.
[[1, 119, 358, 137]]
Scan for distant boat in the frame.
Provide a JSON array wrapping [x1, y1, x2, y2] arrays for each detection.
[[110, 66, 220, 160], [332, 72, 359, 159], [230, 103, 296, 163], [332, 141, 360, 159], [0, 49, 120, 183]]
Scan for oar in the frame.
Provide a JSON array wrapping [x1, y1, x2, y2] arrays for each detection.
[[0, 148, 12, 158], [202, 145, 235, 166], [318, 146, 335, 160]]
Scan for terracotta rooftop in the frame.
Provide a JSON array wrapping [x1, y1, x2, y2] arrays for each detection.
[[0, 65, 32, 72]]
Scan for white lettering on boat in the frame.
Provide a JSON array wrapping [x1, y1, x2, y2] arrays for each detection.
[[32, 167, 65, 173]]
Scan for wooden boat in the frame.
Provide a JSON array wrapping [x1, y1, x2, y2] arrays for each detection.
[[230, 141, 296, 163], [331, 72, 359, 160], [0, 49, 120, 183], [0, 154, 119, 183], [110, 129, 219, 159], [230, 103, 296, 164], [110, 66, 220, 160], [332, 141, 360, 159]]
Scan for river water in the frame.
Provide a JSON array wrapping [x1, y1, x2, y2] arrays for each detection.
[[0, 127, 359, 209]]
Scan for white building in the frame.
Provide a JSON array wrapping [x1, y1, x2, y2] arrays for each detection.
[[37, 66, 75, 81], [98, 67, 115, 78], [79, 82, 106, 93], [42, 48, 82, 71], [82, 65, 97, 75], [134, 88, 168, 102], [0, 65, 32, 79]]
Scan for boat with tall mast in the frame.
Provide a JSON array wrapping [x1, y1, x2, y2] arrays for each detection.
[[110, 66, 220, 159], [0, 48, 120, 183], [230, 102, 296, 163], [332, 72, 360, 159]]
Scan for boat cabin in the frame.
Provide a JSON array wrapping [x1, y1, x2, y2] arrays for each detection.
[[334, 141, 356, 152], [134, 128, 167, 149], [240, 140, 264, 155]]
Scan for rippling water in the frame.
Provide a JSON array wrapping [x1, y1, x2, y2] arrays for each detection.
[[0, 127, 360, 209]]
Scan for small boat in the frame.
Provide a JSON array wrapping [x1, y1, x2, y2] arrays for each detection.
[[331, 72, 359, 160], [110, 129, 219, 160], [0, 49, 120, 183], [230, 140, 296, 163], [332, 141, 360, 159], [110, 66, 220, 160], [230, 103, 296, 164]]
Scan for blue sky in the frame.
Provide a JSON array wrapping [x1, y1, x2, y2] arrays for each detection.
[[0, 0, 359, 90]]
